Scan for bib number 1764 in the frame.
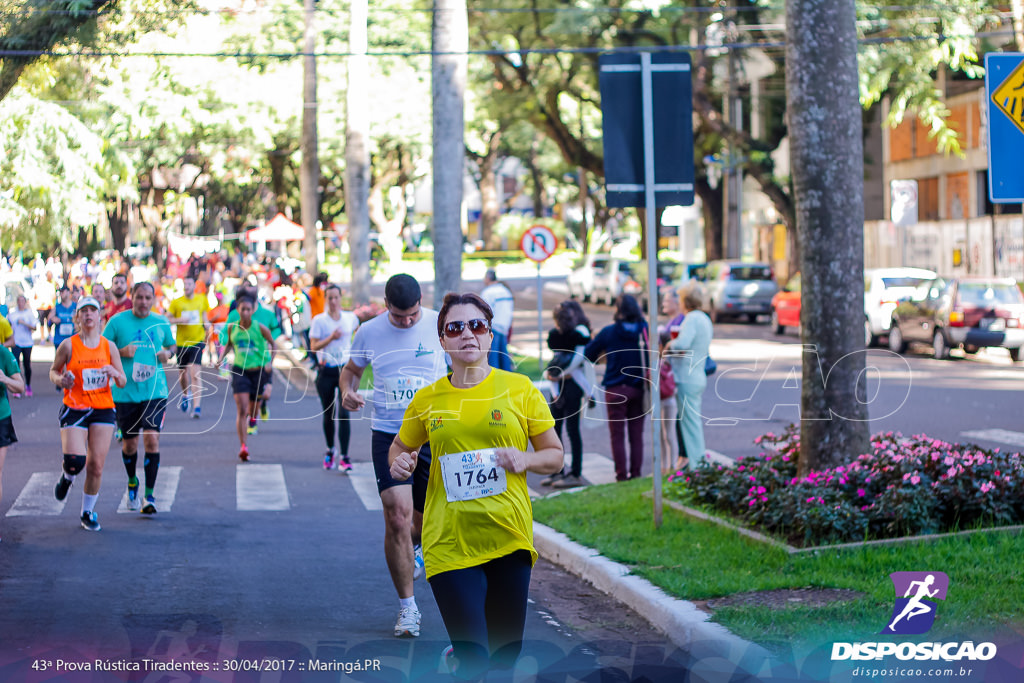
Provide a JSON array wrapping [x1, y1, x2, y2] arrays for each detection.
[[439, 449, 508, 502]]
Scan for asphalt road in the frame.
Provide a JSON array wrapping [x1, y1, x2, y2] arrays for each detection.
[[0, 358, 680, 682]]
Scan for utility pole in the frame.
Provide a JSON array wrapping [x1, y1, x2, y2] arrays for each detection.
[[300, 0, 320, 274], [346, 0, 372, 305], [431, 0, 468, 303], [722, 21, 741, 260]]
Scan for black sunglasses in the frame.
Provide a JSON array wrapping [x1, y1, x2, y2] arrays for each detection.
[[443, 319, 491, 338]]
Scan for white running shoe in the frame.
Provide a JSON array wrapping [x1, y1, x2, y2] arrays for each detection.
[[394, 606, 421, 638]]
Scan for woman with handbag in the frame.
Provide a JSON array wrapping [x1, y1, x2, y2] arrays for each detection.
[[666, 285, 714, 470], [584, 295, 648, 482], [541, 300, 592, 488]]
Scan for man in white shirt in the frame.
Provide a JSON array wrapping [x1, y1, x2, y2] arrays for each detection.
[[480, 268, 514, 370], [340, 274, 446, 639]]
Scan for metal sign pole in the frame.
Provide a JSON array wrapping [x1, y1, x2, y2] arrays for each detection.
[[641, 53, 663, 528], [537, 259, 543, 366]]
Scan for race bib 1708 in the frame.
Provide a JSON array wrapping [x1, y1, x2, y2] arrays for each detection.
[[381, 375, 428, 411], [81, 368, 109, 392], [438, 448, 508, 503]]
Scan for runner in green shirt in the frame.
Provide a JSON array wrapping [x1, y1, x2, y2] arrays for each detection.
[[217, 296, 276, 462], [222, 288, 282, 421], [0, 344, 25, 542]]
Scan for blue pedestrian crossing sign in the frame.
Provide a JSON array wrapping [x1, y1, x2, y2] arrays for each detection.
[[985, 53, 1024, 203]]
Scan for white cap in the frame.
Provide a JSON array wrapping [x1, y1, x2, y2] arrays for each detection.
[[75, 296, 102, 312]]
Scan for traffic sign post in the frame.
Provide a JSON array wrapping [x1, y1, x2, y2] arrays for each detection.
[[520, 225, 558, 366], [599, 52, 695, 528], [985, 53, 1024, 203]]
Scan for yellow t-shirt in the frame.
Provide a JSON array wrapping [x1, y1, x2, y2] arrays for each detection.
[[0, 317, 13, 345], [168, 294, 209, 347], [398, 369, 555, 579]]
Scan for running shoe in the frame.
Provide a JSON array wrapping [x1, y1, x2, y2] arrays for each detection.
[[25, 386, 32, 398], [552, 474, 585, 489], [247, 417, 257, 435], [337, 457, 353, 474], [54, 475, 72, 501], [179, 394, 190, 413], [323, 450, 334, 470], [238, 445, 249, 462], [412, 544, 425, 580], [191, 406, 201, 419], [11, 393, 19, 399], [439, 645, 456, 675], [127, 479, 141, 511], [260, 402, 269, 421], [394, 606, 421, 638], [141, 496, 157, 515], [80, 511, 101, 532]]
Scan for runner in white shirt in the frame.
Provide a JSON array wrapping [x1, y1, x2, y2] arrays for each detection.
[[309, 284, 360, 472], [480, 269, 514, 370], [7, 295, 37, 397], [340, 274, 446, 639]]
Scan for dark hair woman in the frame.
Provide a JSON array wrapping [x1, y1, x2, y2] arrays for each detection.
[[541, 300, 593, 489], [583, 294, 649, 481]]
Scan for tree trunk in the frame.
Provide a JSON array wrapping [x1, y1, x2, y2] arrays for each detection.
[[346, 0, 372, 305], [696, 177, 724, 261], [300, 0, 320, 275], [431, 0, 468, 304], [786, 0, 870, 474]]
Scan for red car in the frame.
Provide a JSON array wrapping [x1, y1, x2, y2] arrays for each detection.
[[770, 273, 801, 334]]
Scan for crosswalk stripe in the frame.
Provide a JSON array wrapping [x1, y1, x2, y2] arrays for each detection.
[[961, 429, 1024, 449], [348, 462, 383, 511], [117, 466, 182, 514], [236, 464, 290, 511], [6, 472, 66, 517]]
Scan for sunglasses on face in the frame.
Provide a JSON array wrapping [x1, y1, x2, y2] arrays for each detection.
[[442, 319, 491, 338]]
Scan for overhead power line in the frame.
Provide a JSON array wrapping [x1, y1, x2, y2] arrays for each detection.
[[0, 28, 1015, 60]]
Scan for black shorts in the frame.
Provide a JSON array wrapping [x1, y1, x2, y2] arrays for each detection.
[[231, 367, 270, 398], [176, 343, 205, 367], [371, 430, 431, 513], [115, 399, 167, 437], [0, 415, 18, 448], [58, 406, 118, 430]]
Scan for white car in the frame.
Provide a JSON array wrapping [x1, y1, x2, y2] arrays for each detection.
[[864, 267, 938, 346]]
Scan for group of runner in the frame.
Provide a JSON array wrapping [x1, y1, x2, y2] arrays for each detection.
[[1, 269, 563, 678]]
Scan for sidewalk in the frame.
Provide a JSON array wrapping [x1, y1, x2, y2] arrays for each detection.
[[274, 342, 766, 667]]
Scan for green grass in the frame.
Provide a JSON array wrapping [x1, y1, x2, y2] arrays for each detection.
[[532, 478, 1023, 651], [510, 354, 543, 381]]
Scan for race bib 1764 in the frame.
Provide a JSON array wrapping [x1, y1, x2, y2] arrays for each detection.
[[438, 448, 508, 503]]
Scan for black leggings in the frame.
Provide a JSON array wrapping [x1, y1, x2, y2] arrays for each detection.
[[429, 550, 533, 679], [549, 379, 584, 477], [12, 346, 31, 388], [315, 366, 351, 454]]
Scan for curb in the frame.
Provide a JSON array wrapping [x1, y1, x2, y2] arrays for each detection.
[[533, 522, 774, 671]]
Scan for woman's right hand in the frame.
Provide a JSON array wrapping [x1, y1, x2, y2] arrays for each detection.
[[390, 451, 417, 481], [60, 370, 75, 389]]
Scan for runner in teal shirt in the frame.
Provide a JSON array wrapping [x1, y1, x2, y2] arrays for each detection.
[[103, 305, 176, 403], [101, 284, 177, 515]]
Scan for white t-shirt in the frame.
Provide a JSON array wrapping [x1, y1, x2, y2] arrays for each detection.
[[8, 308, 37, 347], [481, 282, 514, 334], [310, 310, 360, 368], [348, 309, 447, 434]]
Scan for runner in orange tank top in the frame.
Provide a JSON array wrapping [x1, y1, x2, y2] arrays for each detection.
[[48, 297, 126, 532]]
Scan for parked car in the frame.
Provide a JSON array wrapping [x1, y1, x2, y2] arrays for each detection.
[[701, 260, 778, 323], [864, 267, 938, 347], [624, 259, 688, 310], [567, 254, 639, 305], [887, 276, 1024, 361], [770, 273, 801, 334]]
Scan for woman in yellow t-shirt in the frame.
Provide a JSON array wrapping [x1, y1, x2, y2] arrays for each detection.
[[389, 292, 563, 679]]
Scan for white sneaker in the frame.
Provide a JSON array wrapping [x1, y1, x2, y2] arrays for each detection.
[[394, 606, 421, 637], [412, 544, 425, 580]]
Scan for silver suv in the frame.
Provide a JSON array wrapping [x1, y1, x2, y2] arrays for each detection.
[[701, 260, 778, 323]]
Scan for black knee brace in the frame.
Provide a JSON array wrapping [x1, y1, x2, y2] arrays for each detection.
[[63, 453, 87, 476]]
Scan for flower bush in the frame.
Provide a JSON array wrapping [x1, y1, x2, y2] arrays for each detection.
[[351, 301, 386, 323], [666, 424, 1024, 546]]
